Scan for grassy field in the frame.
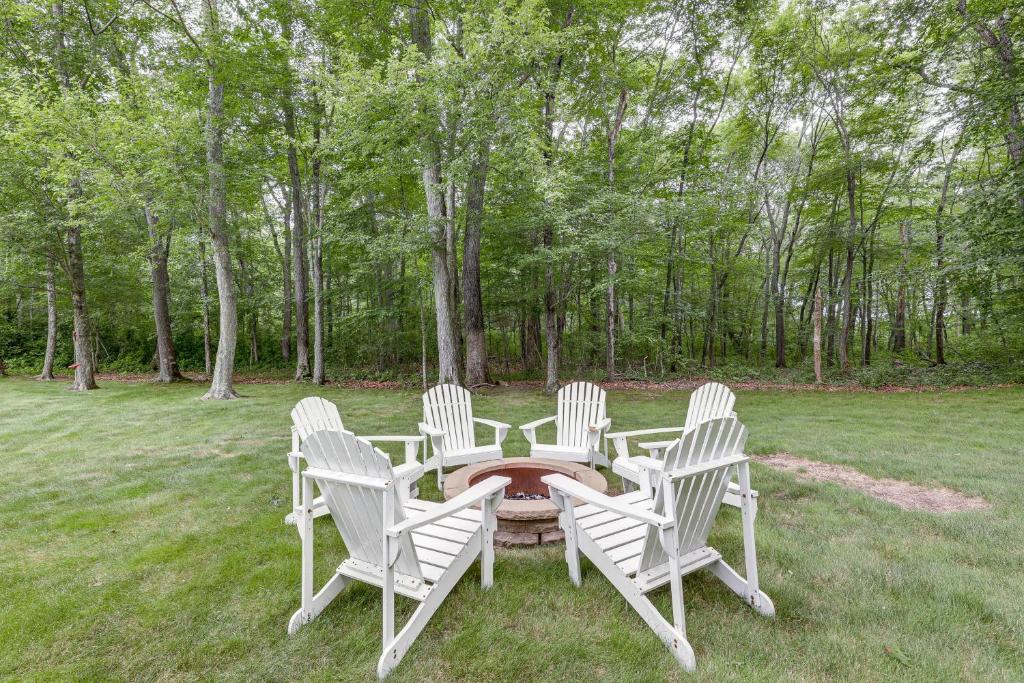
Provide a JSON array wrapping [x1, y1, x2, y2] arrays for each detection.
[[1, 378, 1022, 681]]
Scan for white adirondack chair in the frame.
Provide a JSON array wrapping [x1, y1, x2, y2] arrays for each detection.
[[543, 416, 774, 672], [288, 428, 510, 679], [286, 397, 425, 525], [519, 381, 611, 467], [609, 382, 756, 514], [419, 384, 511, 486]]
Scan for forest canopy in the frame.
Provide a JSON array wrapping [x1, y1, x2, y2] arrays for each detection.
[[0, 0, 1022, 394]]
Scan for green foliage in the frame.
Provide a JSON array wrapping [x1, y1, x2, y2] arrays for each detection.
[[0, 0, 1022, 386]]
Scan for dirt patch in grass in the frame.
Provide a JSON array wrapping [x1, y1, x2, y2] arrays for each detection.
[[755, 452, 991, 513]]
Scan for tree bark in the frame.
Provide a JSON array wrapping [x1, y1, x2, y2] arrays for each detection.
[[934, 145, 960, 365], [145, 204, 183, 382], [311, 104, 325, 385], [837, 168, 857, 373], [894, 217, 909, 352], [52, 0, 96, 391], [411, 1, 459, 385], [605, 88, 627, 378], [813, 284, 823, 383], [199, 237, 212, 377], [266, 191, 292, 362], [541, 7, 574, 394], [201, 2, 239, 400], [39, 250, 57, 380], [66, 211, 97, 390], [462, 139, 490, 386], [282, 71, 310, 381]]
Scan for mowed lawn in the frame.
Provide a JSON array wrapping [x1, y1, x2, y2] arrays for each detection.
[[1, 379, 1022, 681]]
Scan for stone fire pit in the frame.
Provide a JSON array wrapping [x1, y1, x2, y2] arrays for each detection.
[[442, 457, 608, 546]]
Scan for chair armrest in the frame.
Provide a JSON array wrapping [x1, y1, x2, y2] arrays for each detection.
[[631, 455, 665, 472], [287, 451, 304, 473], [474, 417, 510, 446], [542, 473, 673, 529], [605, 427, 685, 441], [637, 439, 677, 457], [418, 423, 444, 437], [607, 427, 684, 460], [519, 415, 556, 431], [519, 415, 556, 445], [393, 461, 425, 483], [664, 453, 748, 481], [418, 422, 445, 457], [364, 435, 426, 465], [387, 476, 511, 537], [586, 418, 612, 450]]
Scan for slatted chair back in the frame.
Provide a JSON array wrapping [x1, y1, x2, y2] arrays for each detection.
[[292, 396, 345, 444], [555, 382, 607, 449], [637, 417, 748, 573], [683, 382, 736, 431], [301, 429, 422, 579], [422, 384, 476, 453]]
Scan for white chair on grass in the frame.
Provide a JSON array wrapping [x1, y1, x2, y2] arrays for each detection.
[[419, 384, 511, 486], [287, 428, 510, 679], [543, 416, 774, 672], [286, 396, 425, 525], [608, 382, 756, 513], [519, 381, 611, 467]]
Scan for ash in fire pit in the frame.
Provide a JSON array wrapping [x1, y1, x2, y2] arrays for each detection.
[[507, 491, 548, 501], [443, 457, 608, 546]]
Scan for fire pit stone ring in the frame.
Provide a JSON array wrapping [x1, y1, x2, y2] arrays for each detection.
[[442, 457, 609, 546]]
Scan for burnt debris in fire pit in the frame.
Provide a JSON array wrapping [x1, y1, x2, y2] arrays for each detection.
[[507, 491, 548, 501]]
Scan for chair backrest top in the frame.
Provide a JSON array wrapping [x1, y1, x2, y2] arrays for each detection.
[[301, 429, 421, 579], [292, 396, 344, 444], [422, 384, 476, 453], [684, 382, 736, 431], [555, 381, 606, 449], [637, 416, 748, 573]]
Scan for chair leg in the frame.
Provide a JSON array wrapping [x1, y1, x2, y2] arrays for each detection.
[[481, 496, 498, 589], [620, 476, 637, 493], [377, 536, 478, 678], [578, 531, 695, 671], [288, 478, 350, 633], [550, 490, 581, 586]]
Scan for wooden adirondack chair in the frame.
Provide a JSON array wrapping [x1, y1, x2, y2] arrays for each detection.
[[543, 416, 774, 672], [419, 384, 511, 486], [286, 397, 426, 525], [519, 381, 611, 467], [288, 428, 510, 679], [608, 382, 757, 514]]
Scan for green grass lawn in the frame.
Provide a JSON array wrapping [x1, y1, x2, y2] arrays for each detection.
[[1, 378, 1022, 681]]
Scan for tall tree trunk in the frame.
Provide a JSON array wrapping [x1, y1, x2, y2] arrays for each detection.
[[837, 168, 857, 373], [66, 211, 97, 390], [894, 216, 909, 352], [410, 1, 459, 385], [283, 97, 309, 380], [541, 7, 574, 394], [199, 237, 212, 377], [934, 146, 960, 365], [462, 140, 490, 386], [861, 228, 876, 365], [52, 0, 96, 391], [237, 254, 259, 365], [311, 106, 325, 385], [605, 88, 627, 379], [39, 250, 57, 380], [145, 205, 183, 382], [266, 191, 292, 362], [813, 284, 823, 383], [201, 2, 238, 400]]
